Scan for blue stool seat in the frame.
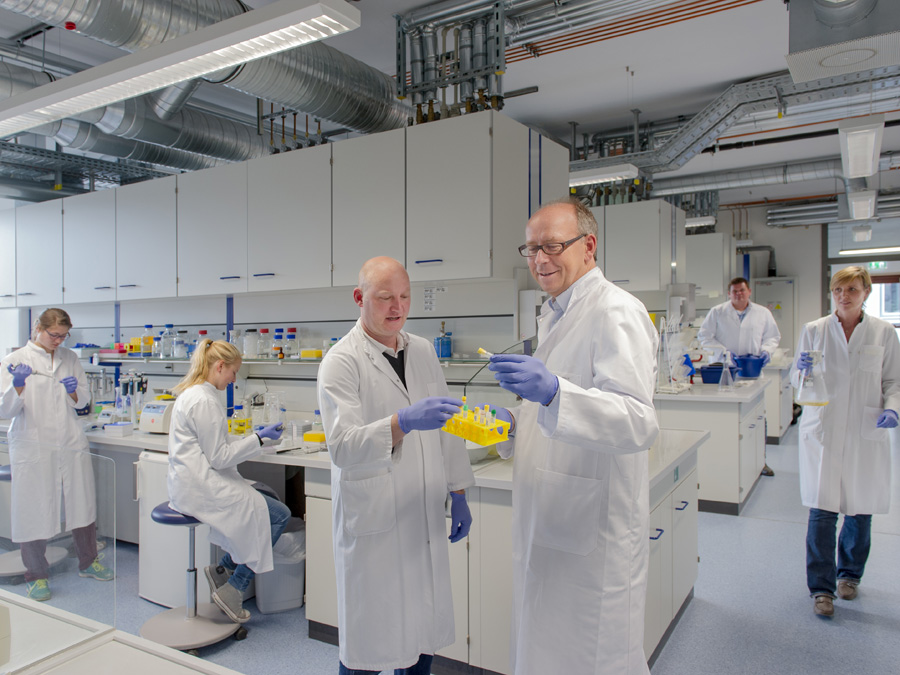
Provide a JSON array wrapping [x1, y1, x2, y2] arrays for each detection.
[[0, 465, 11, 482], [151, 503, 199, 526]]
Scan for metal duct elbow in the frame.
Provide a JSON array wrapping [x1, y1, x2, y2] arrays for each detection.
[[0, 61, 53, 101], [150, 79, 203, 120]]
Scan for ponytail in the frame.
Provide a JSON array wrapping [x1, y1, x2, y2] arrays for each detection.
[[173, 339, 241, 394]]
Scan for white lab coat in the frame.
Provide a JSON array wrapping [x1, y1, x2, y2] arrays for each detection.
[[0, 342, 95, 542], [317, 320, 474, 671], [499, 267, 659, 675], [697, 300, 781, 356], [790, 314, 900, 515], [167, 382, 274, 573]]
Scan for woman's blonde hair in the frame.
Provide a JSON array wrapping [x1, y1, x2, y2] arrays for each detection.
[[830, 266, 872, 293], [173, 339, 241, 395], [32, 308, 73, 341]]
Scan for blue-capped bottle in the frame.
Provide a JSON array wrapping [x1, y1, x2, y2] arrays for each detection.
[[434, 321, 452, 359]]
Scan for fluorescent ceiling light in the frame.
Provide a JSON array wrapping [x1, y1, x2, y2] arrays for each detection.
[[0, 0, 360, 138], [839, 114, 884, 179], [685, 216, 716, 227], [569, 163, 639, 187], [847, 190, 877, 220], [838, 246, 900, 256], [852, 224, 873, 242]]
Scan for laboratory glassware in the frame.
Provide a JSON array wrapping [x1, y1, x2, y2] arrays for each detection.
[[161, 324, 175, 358], [229, 329, 242, 349], [434, 321, 452, 359], [796, 350, 829, 406], [257, 329, 273, 360], [243, 329, 258, 358], [174, 331, 188, 358], [141, 325, 154, 357], [284, 333, 297, 358]]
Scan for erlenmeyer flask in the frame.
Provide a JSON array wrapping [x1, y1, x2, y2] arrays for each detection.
[[718, 361, 734, 392], [796, 350, 829, 406]]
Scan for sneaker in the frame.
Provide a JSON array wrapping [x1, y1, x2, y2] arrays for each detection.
[[79, 558, 114, 581], [26, 579, 51, 602], [212, 582, 250, 624], [761, 465, 775, 477], [814, 594, 834, 617], [837, 579, 859, 600], [204, 564, 232, 596]]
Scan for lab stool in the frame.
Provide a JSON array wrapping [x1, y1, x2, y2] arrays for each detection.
[[140, 503, 245, 650], [0, 466, 67, 578]]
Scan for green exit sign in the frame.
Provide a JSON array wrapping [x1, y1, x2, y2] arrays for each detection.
[[869, 261, 887, 270]]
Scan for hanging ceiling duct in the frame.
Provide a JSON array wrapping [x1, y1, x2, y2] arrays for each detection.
[[0, 0, 409, 135], [766, 192, 900, 227]]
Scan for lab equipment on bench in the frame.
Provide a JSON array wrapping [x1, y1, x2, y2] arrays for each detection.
[[442, 396, 510, 446], [303, 410, 326, 444], [139, 399, 175, 433]]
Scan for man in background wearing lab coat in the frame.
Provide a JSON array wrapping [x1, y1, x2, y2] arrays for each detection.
[[317, 256, 475, 675], [488, 200, 660, 675], [698, 276, 780, 475]]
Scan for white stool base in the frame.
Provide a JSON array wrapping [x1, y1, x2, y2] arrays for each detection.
[[140, 602, 240, 650], [0, 546, 68, 576]]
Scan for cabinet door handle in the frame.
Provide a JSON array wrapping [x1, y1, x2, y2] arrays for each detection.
[[414, 259, 443, 265], [119, 284, 137, 288], [612, 280, 630, 284], [94, 286, 112, 290], [749, 424, 756, 429], [252, 273, 275, 277], [133, 461, 140, 501], [676, 500, 689, 511], [757, 415, 764, 420], [650, 528, 664, 540], [17, 292, 34, 296], [0, 294, 13, 298], [219, 275, 241, 280]]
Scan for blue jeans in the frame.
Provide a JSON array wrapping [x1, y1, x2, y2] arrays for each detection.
[[338, 653, 433, 675], [221, 490, 290, 593], [806, 507, 872, 597]]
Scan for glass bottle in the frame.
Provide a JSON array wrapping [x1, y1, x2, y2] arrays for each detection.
[[273, 330, 284, 359], [141, 325, 154, 357], [231, 405, 245, 436], [174, 330, 188, 358], [152, 336, 161, 358], [243, 329, 258, 358], [284, 333, 297, 358], [257, 328, 273, 359], [228, 329, 242, 349], [161, 324, 175, 358]]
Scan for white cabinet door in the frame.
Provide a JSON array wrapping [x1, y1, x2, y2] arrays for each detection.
[[738, 415, 758, 500], [332, 130, 405, 287], [671, 470, 698, 613], [16, 200, 62, 306], [644, 499, 672, 658], [780, 375, 794, 437], [0, 209, 15, 307], [437, 516, 469, 663], [685, 232, 729, 297], [247, 145, 332, 292], [754, 400, 766, 475], [604, 200, 685, 291], [407, 111, 492, 282], [305, 495, 338, 628], [177, 163, 248, 296], [63, 190, 116, 304], [116, 176, 177, 300]]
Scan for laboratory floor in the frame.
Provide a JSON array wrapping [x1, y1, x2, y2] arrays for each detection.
[[6, 424, 900, 674]]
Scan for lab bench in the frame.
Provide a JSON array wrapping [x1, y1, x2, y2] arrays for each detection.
[[304, 429, 708, 675], [654, 378, 770, 515]]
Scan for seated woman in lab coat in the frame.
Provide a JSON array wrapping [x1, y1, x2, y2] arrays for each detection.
[[791, 266, 900, 618], [167, 339, 289, 623], [0, 308, 113, 602]]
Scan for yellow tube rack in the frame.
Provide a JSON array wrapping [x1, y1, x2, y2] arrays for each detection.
[[442, 409, 510, 446]]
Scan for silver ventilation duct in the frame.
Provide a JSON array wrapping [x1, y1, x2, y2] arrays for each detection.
[[0, 0, 408, 135]]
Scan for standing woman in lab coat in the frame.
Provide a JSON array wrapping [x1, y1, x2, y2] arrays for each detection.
[[167, 339, 288, 624], [791, 266, 900, 618], [0, 308, 113, 603]]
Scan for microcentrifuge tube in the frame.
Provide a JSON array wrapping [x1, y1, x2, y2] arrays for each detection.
[[477, 347, 493, 357]]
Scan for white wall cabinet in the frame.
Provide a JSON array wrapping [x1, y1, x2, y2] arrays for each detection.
[[63, 190, 116, 304], [0, 209, 15, 307], [16, 200, 62, 306], [332, 129, 405, 287], [116, 176, 177, 301], [177, 162, 248, 296], [685, 232, 734, 298], [589, 205, 606, 269], [604, 199, 686, 292], [248, 145, 332, 292]]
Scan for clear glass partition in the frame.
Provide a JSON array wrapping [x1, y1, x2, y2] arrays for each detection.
[[0, 438, 115, 670]]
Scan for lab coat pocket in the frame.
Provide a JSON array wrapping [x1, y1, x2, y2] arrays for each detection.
[[340, 472, 396, 537], [532, 468, 604, 556], [861, 406, 887, 442], [860, 345, 884, 373]]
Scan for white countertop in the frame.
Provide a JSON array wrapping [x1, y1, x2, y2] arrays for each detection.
[[654, 377, 770, 403], [471, 428, 709, 491]]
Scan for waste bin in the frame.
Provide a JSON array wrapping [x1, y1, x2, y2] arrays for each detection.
[[255, 518, 306, 614]]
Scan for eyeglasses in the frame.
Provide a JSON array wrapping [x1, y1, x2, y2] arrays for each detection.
[[518, 233, 586, 258], [45, 330, 70, 341]]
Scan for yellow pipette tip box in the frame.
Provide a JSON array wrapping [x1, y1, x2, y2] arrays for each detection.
[[442, 409, 510, 446], [303, 431, 326, 443]]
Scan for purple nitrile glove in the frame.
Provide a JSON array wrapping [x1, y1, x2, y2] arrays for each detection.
[[760, 352, 771, 366], [876, 409, 899, 429], [398, 396, 463, 434], [8, 364, 32, 388], [797, 351, 813, 375], [256, 423, 284, 441], [60, 376, 78, 394], [448, 492, 472, 543], [488, 353, 558, 405]]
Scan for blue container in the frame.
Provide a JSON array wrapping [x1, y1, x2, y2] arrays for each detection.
[[434, 334, 452, 359], [733, 355, 765, 379], [699, 365, 738, 384]]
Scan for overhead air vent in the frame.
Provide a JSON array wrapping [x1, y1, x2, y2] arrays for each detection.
[[785, 0, 900, 83]]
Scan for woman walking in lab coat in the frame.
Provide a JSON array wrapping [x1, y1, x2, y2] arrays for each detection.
[[0, 308, 113, 602], [167, 339, 288, 623], [791, 266, 900, 617]]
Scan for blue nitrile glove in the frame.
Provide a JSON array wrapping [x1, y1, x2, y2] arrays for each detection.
[[60, 376, 78, 394], [798, 351, 813, 374], [448, 492, 472, 543], [488, 354, 559, 405], [876, 409, 899, 429], [398, 396, 464, 434], [8, 364, 32, 387], [256, 423, 284, 441], [760, 352, 771, 366]]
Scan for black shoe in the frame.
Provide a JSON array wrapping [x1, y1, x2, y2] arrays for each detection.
[[761, 465, 775, 477]]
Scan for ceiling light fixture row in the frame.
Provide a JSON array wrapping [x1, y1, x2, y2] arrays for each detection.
[[568, 162, 640, 187]]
